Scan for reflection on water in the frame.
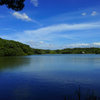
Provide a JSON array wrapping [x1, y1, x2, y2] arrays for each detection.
[[0, 56, 31, 72], [0, 54, 100, 100]]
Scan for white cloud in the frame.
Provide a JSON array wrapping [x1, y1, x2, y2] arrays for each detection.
[[39, 41, 44, 44], [12, 12, 32, 21], [91, 11, 97, 16], [81, 11, 98, 16], [12, 12, 41, 25], [82, 12, 87, 16], [31, 0, 38, 7], [71, 43, 89, 47], [63, 42, 100, 48], [64, 43, 90, 48], [93, 42, 100, 46], [27, 42, 100, 49], [26, 40, 55, 49], [25, 22, 100, 35], [3, 20, 100, 49]]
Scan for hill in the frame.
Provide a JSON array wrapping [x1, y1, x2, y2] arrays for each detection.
[[0, 38, 35, 56], [0, 38, 100, 56]]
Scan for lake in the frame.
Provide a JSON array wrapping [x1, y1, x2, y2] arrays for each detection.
[[0, 54, 100, 100]]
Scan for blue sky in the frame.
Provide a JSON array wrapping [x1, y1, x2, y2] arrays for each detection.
[[0, 0, 100, 49]]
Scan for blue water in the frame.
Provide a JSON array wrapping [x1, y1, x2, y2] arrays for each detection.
[[0, 54, 100, 100]]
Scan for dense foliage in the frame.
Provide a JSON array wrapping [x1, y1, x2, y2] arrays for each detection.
[[0, 0, 25, 11], [0, 38, 100, 56], [0, 38, 34, 56], [39, 48, 100, 54], [55, 48, 100, 54]]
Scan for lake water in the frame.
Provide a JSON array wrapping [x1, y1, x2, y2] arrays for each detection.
[[0, 54, 100, 100]]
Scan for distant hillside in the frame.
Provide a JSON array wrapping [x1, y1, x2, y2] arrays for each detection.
[[0, 38, 100, 56], [55, 48, 100, 54]]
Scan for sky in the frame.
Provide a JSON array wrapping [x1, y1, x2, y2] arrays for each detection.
[[0, 0, 100, 49]]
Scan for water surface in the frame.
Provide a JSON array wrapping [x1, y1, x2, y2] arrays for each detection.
[[0, 54, 100, 100]]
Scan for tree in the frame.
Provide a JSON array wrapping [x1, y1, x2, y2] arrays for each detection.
[[0, 0, 25, 11]]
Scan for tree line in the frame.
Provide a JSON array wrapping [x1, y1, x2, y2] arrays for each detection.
[[0, 38, 100, 56]]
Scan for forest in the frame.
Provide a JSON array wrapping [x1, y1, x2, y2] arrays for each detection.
[[0, 38, 100, 56]]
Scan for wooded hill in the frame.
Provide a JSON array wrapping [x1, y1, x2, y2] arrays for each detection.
[[0, 38, 100, 56]]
